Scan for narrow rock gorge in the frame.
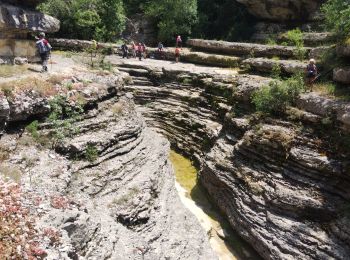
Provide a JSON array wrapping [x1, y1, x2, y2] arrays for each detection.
[[1, 0, 350, 259], [107, 53, 350, 259]]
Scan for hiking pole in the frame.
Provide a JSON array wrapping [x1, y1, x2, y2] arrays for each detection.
[[50, 52, 52, 71]]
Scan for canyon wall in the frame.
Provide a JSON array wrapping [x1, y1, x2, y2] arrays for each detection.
[[109, 56, 350, 259], [0, 69, 216, 259]]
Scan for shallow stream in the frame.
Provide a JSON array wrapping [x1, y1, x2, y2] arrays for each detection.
[[169, 150, 261, 260]]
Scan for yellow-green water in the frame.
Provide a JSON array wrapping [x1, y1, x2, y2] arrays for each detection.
[[170, 150, 261, 260]]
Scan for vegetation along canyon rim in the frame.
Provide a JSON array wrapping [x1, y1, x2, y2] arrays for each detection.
[[0, 0, 350, 259]]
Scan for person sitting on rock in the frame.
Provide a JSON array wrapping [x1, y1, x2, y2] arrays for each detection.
[[35, 32, 52, 73], [305, 59, 318, 92]]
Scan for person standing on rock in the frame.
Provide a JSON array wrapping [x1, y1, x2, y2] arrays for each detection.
[[176, 35, 182, 48], [35, 32, 52, 73], [175, 47, 181, 63], [137, 43, 143, 61], [305, 59, 318, 92], [121, 42, 129, 59], [131, 41, 137, 58]]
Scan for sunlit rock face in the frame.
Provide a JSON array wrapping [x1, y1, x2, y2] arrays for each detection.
[[235, 0, 324, 21], [0, 0, 60, 63]]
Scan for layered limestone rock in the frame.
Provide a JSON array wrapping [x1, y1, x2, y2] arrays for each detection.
[[0, 1, 60, 63], [0, 69, 216, 259], [235, 0, 324, 21], [108, 56, 350, 259], [187, 38, 312, 59]]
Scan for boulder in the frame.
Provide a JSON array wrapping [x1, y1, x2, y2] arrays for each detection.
[[333, 67, 350, 84], [13, 57, 28, 65], [0, 2, 60, 62], [235, 0, 324, 21], [337, 44, 350, 58], [0, 4, 60, 34]]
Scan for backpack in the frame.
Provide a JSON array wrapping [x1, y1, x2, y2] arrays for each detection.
[[36, 39, 52, 54]]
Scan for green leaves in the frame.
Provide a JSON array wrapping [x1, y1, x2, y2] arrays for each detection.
[[321, 0, 350, 41], [145, 0, 198, 41], [252, 73, 305, 115], [39, 0, 125, 42]]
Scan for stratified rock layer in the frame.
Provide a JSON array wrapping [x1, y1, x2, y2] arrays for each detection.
[[0, 70, 216, 259], [109, 56, 350, 260]]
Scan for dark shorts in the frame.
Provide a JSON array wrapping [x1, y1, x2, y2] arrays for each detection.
[[40, 52, 49, 62], [175, 53, 180, 58]]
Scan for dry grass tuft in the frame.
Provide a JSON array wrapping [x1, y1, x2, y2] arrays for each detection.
[[0, 77, 56, 97], [0, 65, 29, 78]]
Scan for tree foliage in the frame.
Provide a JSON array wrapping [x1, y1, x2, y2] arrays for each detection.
[[39, 0, 256, 43], [321, 0, 350, 41], [39, 0, 125, 42], [145, 0, 198, 42]]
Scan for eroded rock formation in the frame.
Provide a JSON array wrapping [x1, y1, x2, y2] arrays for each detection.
[[108, 56, 350, 259], [0, 0, 59, 63], [0, 69, 216, 259], [235, 0, 324, 21]]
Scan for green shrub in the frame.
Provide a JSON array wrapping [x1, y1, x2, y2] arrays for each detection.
[[252, 73, 305, 114], [26, 121, 40, 139], [321, 0, 350, 41], [271, 62, 282, 79], [85, 144, 98, 162], [284, 28, 306, 61]]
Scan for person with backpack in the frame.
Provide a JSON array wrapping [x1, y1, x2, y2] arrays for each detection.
[[35, 32, 52, 73], [121, 42, 129, 59], [176, 35, 182, 48], [305, 59, 318, 92]]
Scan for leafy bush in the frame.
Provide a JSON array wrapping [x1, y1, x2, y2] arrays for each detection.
[[252, 73, 305, 114], [85, 144, 98, 162], [145, 0, 198, 41], [321, 0, 350, 41], [284, 28, 306, 61], [48, 96, 83, 142], [26, 121, 40, 140], [39, 0, 125, 42]]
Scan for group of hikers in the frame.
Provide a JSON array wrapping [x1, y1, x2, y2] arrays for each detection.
[[120, 35, 183, 63], [34, 33, 319, 91]]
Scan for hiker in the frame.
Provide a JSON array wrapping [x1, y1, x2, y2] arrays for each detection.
[[157, 42, 165, 59], [175, 47, 180, 63], [131, 41, 137, 58], [121, 42, 129, 59], [305, 59, 318, 92], [137, 43, 143, 61], [142, 43, 147, 59], [176, 35, 182, 48], [35, 32, 52, 73]]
